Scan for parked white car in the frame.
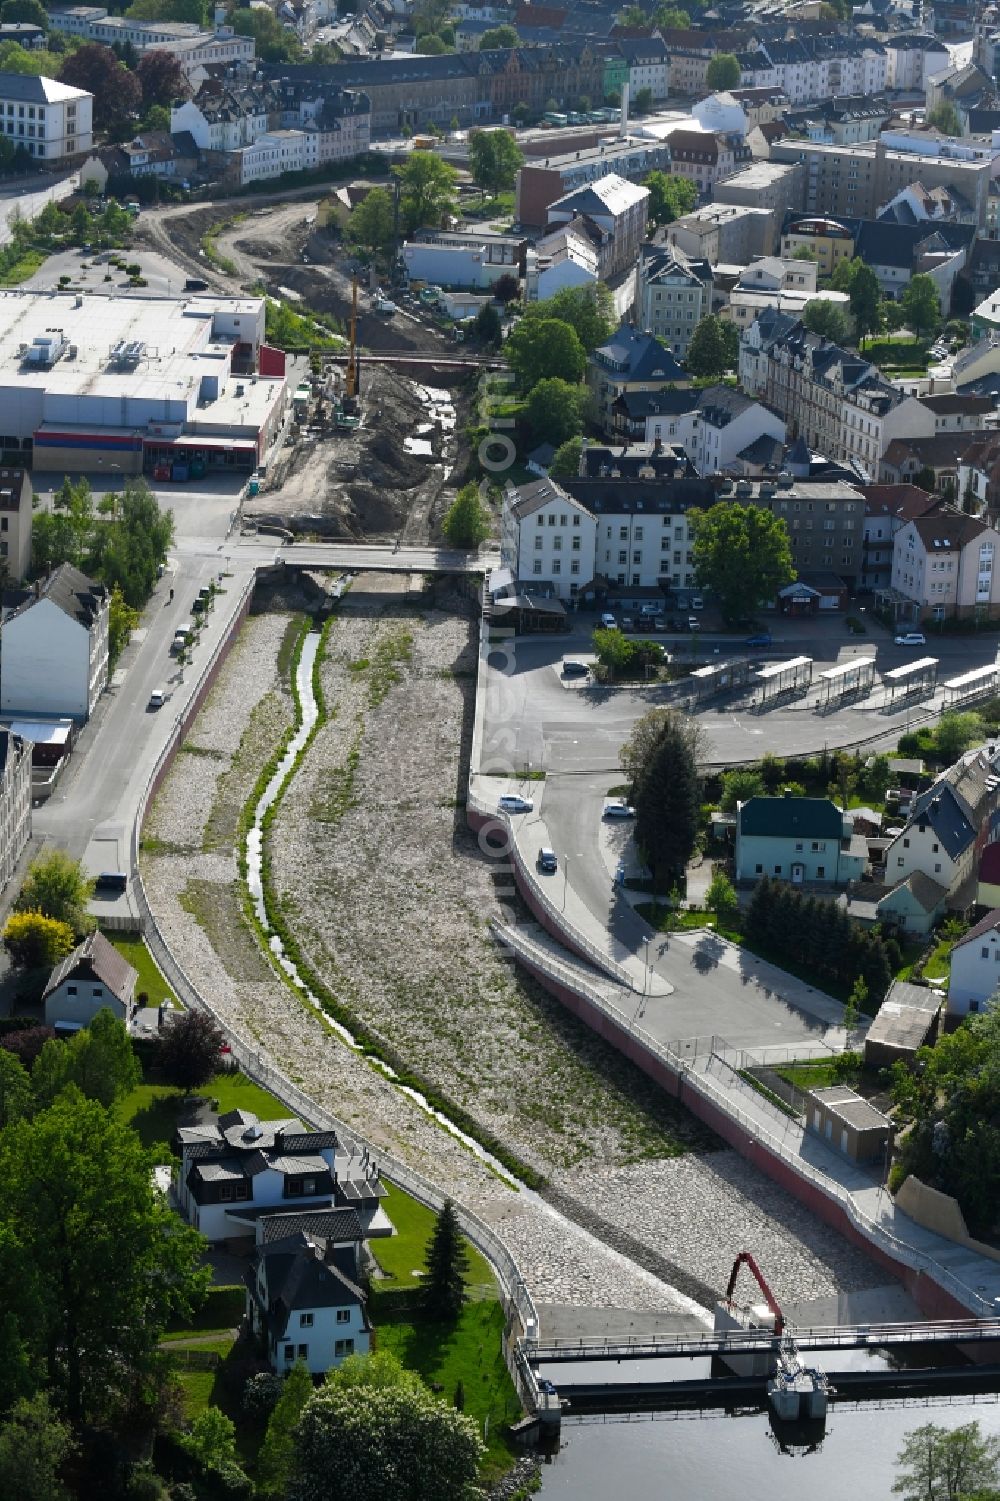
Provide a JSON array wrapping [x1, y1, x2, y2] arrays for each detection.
[[894, 631, 926, 646], [498, 795, 533, 814], [603, 800, 635, 819]]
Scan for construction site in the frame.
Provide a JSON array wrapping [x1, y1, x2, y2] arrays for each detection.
[[140, 193, 484, 542]]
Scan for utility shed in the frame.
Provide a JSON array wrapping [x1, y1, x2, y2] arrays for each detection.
[[807, 1085, 891, 1164], [864, 980, 942, 1069]]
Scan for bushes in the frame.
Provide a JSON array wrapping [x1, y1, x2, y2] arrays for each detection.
[[744, 876, 898, 1005]]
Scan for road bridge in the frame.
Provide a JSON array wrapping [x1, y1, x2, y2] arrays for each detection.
[[239, 540, 500, 574]]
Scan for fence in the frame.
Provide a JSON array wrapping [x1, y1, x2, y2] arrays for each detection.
[[490, 910, 995, 1319], [127, 575, 541, 1408]]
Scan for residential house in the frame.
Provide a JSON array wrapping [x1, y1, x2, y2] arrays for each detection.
[[544, 173, 650, 280], [958, 435, 1000, 515], [175, 1108, 344, 1242], [634, 243, 712, 359], [779, 212, 974, 311], [0, 71, 92, 162], [0, 564, 108, 722], [617, 34, 668, 101], [0, 468, 31, 582], [878, 181, 977, 227], [782, 94, 892, 145], [779, 214, 855, 277], [527, 223, 599, 299], [879, 433, 980, 492], [682, 385, 787, 477], [403, 229, 524, 290], [0, 22, 43, 48], [609, 385, 701, 442], [499, 475, 599, 598], [769, 138, 992, 228], [79, 132, 198, 192], [740, 309, 935, 483], [946, 909, 1000, 1017], [882, 743, 1000, 904], [0, 727, 29, 896], [889, 508, 1000, 622], [246, 1228, 371, 1376], [514, 136, 671, 227], [586, 320, 689, 433], [665, 128, 749, 196], [883, 32, 950, 90], [734, 795, 867, 886], [977, 840, 1000, 907], [43, 930, 138, 1033], [859, 481, 939, 592]]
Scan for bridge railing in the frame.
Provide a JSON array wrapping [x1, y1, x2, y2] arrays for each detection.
[[527, 1316, 1000, 1359]]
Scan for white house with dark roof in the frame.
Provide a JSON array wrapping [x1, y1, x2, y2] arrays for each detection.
[[0, 563, 108, 722], [883, 744, 1000, 904], [246, 1228, 372, 1375], [499, 475, 597, 598], [545, 174, 650, 281], [43, 930, 138, 1032], [947, 909, 1000, 1017]]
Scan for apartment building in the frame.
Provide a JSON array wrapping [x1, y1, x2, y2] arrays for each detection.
[[499, 475, 599, 596], [545, 173, 649, 280], [0, 727, 29, 897], [859, 482, 939, 591], [0, 468, 32, 581], [172, 77, 369, 180], [769, 137, 991, 226], [883, 31, 950, 90], [634, 243, 712, 359], [514, 136, 671, 226], [0, 72, 91, 162], [713, 159, 806, 216], [665, 128, 749, 195], [586, 321, 689, 433], [618, 35, 668, 101], [751, 472, 866, 587], [778, 212, 974, 311], [666, 202, 775, 263], [891, 510, 1000, 622], [779, 214, 855, 276], [0, 564, 108, 722], [740, 309, 934, 482], [758, 36, 887, 105], [783, 94, 893, 145]]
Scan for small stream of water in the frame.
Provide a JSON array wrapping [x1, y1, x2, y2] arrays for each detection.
[[243, 620, 521, 1188]]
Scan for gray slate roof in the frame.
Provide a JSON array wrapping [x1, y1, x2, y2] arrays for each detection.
[[43, 930, 137, 1005]]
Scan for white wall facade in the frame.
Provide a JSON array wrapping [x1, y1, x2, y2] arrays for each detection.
[[0, 594, 107, 722], [45, 982, 128, 1030], [272, 1302, 370, 1376], [949, 925, 1000, 1016]]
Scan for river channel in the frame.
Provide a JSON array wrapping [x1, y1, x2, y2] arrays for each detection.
[[537, 1393, 1000, 1498]]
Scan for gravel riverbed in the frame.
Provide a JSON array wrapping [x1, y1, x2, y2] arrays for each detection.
[[141, 586, 886, 1314]]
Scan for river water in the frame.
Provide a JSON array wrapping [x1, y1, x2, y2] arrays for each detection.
[[537, 1394, 1000, 1499]]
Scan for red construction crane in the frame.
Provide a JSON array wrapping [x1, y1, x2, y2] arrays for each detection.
[[726, 1251, 785, 1336]]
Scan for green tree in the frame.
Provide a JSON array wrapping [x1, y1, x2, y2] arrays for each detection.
[[506, 316, 586, 388], [894, 1421, 1000, 1501], [479, 22, 517, 46], [158, 1008, 225, 1089], [182, 1407, 239, 1470], [934, 710, 983, 763], [2, 911, 75, 970], [705, 52, 740, 90], [0, 1393, 73, 1501], [126, 0, 206, 20], [644, 169, 697, 226], [291, 1381, 483, 1501], [329, 1350, 421, 1393], [529, 283, 613, 351], [633, 714, 700, 890], [17, 849, 94, 936], [792, 246, 817, 262], [847, 260, 883, 339], [346, 187, 395, 254], [901, 272, 941, 339], [619, 705, 703, 789], [525, 376, 586, 445], [843, 975, 866, 1033], [550, 435, 583, 477], [0, 1088, 209, 1422], [691, 501, 795, 623], [654, 4, 690, 22], [927, 100, 962, 136], [685, 314, 732, 379], [0, 1050, 31, 1129], [474, 301, 502, 347], [231, 5, 300, 61], [0, 0, 48, 29], [442, 483, 490, 548], [423, 1198, 469, 1320], [468, 127, 523, 197], [802, 298, 851, 343], [719, 766, 765, 812], [108, 584, 139, 664], [64, 1009, 141, 1110], [593, 626, 637, 679], [414, 31, 447, 51], [59, 43, 141, 131], [135, 48, 185, 109], [706, 870, 738, 923], [857, 753, 891, 803], [257, 1362, 313, 1497], [93, 478, 174, 608], [633, 85, 653, 114], [618, 3, 646, 21], [393, 151, 459, 232]]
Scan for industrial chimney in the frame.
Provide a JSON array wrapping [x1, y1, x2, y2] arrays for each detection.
[[620, 81, 629, 139]]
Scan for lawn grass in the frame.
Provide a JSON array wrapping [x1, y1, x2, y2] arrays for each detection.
[[775, 1058, 860, 1092], [164, 1286, 245, 1338], [118, 1071, 294, 1153], [105, 933, 179, 1006], [176, 1368, 215, 1417], [922, 935, 952, 983], [376, 1299, 521, 1482], [375, 1183, 496, 1294]]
